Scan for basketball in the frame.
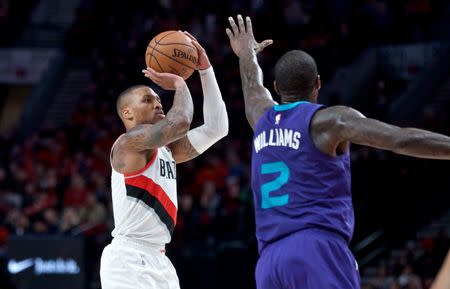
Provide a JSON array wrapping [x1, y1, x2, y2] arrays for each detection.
[[145, 30, 198, 80]]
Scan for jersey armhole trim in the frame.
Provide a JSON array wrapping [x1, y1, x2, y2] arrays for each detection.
[[124, 148, 159, 177], [307, 107, 348, 159]]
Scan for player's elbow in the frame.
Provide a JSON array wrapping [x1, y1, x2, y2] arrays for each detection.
[[216, 124, 228, 139], [223, 123, 229, 137], [219, 113, 229, 138]]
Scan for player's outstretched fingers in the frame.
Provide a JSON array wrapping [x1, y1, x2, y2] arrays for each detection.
[[183, 31, 197, 42], [143, 68, 161, 83], [142, 68, 153, 79], [225, 28, 234, 40], [237, 14, 245, 33], [257, 39, 273, 52], [228, 16, 239, 35], [245, 16, 253, 35], [190, 40, 205, 53]]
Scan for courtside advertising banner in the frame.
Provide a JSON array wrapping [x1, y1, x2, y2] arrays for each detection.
[[6, 236, 85, 289]]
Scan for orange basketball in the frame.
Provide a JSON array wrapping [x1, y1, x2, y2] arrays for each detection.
[[145, 30, 198, 80]]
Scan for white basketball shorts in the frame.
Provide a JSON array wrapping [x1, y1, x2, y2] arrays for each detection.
[[100, 235, 180, 289]]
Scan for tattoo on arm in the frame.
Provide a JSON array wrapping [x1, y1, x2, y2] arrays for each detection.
[[239, 50, 276, 130], [121, 82, 193, 152], [168, 136, 200, 163], [169, 81, 193, 126]]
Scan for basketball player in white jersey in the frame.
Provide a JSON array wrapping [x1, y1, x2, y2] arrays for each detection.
[[100, 32, 228, 289]]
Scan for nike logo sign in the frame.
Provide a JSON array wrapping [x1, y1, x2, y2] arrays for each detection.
[[8, 259, 34, 274]]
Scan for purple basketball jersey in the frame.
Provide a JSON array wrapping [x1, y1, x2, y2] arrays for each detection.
[[251, 101, 354, 253]]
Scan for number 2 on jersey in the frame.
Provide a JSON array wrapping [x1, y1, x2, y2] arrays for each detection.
[[260, 161, 289, 209]]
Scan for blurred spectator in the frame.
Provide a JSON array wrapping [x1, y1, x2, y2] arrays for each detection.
[[63, 174, 90, 208], [389, 280, 401, 289], [433, 229, 450, 272], [79, 192, 107, 226], [371, 262, 394, 289], [31, 218, 49, 235], [7, 210, 30, 236], [398, 264, 423, 289], [0, 226, 8, 249], [174, 193, 198, 247], [59, 207, 81, 235], [42, 208, 60, 234]]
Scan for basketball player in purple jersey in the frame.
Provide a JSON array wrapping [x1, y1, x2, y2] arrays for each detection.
[[226, 15, 450, 289]]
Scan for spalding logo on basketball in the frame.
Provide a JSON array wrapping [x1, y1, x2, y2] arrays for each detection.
[[145, 31, 198, 80]]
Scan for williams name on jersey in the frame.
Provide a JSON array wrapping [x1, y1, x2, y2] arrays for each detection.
[[254, 128, 302, 153]]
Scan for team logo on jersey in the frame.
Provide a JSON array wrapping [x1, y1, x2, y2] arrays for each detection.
[[275, 113, 281, 125]]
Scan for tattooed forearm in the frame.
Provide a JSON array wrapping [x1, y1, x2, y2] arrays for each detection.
[[239, 50, 275, 130], [121, 81, 194, 152], [167, 81, 193, 127], [240, 51, 263, 90]]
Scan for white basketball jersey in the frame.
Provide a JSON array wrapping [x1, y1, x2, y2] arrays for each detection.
[[110, 137, 178, 246]]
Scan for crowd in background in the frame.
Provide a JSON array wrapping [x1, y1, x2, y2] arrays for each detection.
[[0, 0, 39, 47], [1, 0, 450, 288]]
